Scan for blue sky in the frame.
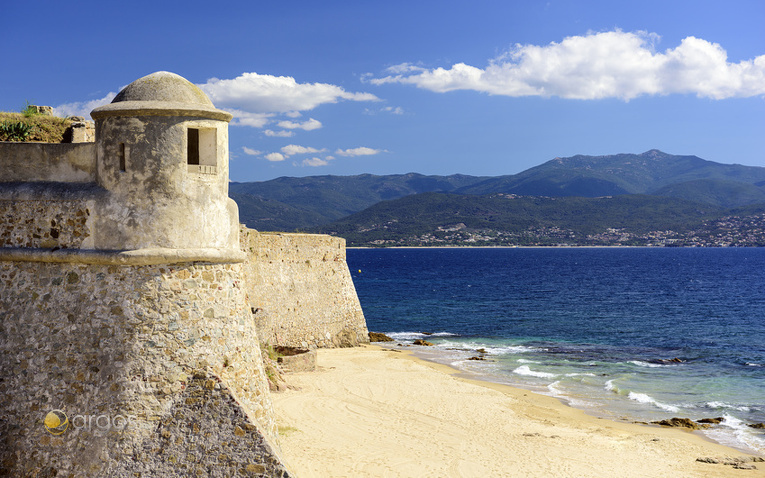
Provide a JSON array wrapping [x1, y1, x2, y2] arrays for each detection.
[[2, 0, 763, 182]]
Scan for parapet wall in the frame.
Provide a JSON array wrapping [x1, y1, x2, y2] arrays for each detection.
[[0, 142, 96, 183], [241, 230, 369, 349]]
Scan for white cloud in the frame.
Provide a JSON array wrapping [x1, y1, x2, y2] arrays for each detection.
[[264, 129, 295, 137], [370, 30, 765, 100], [242, 147, 262, 156], [54, 92, 117, 118], [199, 72, 380, 113], [277, 118, 323, 131], [302, 157, 329, 167], [382, 106, 405, 115], [335, 147, 382, 157], [280, 144, 327, 157], [264, 152, 286, 162], [226, 109, 272, 128], [364, 105, 405, 115]]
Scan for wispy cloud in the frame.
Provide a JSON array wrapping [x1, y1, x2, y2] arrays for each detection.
[[277, 118, 323, 131], [242, 147, 262, 156], [264, 129, 295, 137], [335, 147, 383, 157], [53, 92, 117, 118], [370, 30, 765, 100], [264, 152, 285, 162], [226, 109, 272, 128], [382, 106, 405, 115], [280, 144, 327, 157], [301, 157, 329, 167], [365, 105, 406, 115]]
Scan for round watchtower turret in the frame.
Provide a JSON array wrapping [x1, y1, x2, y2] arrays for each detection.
[[90, 72, 239, 252]]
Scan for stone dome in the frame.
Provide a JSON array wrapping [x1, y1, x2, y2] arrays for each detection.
[[91, 71, 232, 122], [112, 71, 214, 106]]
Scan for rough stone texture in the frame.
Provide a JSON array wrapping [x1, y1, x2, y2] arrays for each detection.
[[277, 350, 317, 373], [69, 120, 95, 143], [0, 199, 93, 248], [368, 332, 395, 342], [241, 229, 370, 349], [29, 105, 53, 115], [109, 371, 292, 477], [0, 261, 280, 477]]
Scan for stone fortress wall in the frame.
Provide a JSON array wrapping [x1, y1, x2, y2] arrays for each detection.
[[0, 71, 368, 477], [242, 230, 368, 349]]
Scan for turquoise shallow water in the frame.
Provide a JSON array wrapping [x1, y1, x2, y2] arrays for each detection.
[[347, 247, 765, 454]]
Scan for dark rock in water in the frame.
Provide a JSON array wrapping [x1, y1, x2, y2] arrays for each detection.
[[697, 417, 725, 424], [413, 339, 434, 346], [422, 332, 434, 335], [476, 348, 488, 354], [653, 357, 685, 364], [652, 417, 700, 429], [748, 423, 765, 429], [368, 332, 394, 342], [467, 356, 485, 361]]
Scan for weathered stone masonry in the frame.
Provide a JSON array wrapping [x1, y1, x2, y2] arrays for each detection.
[[0, 261, 286, 477], [0, 71, 368, 477], [242, 230, 368, 349]]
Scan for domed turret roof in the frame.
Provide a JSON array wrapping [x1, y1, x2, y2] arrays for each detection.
[[112, 71, 214, 106], [91, 71, 232, 121]]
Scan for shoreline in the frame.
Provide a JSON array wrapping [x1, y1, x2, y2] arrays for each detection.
[[400, 344, 759, 454], [271, 345, 764, 477]]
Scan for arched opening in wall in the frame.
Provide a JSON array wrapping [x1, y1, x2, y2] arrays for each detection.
[[187, 127, 217, 174]]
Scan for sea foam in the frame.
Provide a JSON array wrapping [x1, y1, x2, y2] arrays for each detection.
[[628, 360, 665, 368], [513, 365, 557, 379], [627, 391, 680, 413]]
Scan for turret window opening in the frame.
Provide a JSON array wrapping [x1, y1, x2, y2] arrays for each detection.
[[187, 127, 217, 174]]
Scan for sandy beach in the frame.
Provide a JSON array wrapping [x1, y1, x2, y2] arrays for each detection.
[[271, 345, 764, 478]]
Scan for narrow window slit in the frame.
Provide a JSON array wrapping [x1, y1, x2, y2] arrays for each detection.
[[118, 143, 126, 172]]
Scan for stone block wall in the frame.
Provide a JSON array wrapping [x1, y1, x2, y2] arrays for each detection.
[[0, 260, 285, 477], [0, 199, 95, 249], [241, 230, 369, 349]]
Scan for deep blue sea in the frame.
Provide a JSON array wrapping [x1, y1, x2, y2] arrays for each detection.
[[347, 247, 765, 455]]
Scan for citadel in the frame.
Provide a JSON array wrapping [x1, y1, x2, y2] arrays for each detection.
[[0, 71, 369, 476]]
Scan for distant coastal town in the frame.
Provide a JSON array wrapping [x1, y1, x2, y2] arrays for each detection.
[[362, 212, 765, 248]]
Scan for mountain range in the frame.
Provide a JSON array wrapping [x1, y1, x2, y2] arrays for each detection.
[[230, 150, 765, 240]]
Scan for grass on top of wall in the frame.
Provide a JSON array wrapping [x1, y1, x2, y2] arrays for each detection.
[[0, 110, 73, 143]]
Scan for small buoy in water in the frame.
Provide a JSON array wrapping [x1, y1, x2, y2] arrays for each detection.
[[358, 269, 362, 273]]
